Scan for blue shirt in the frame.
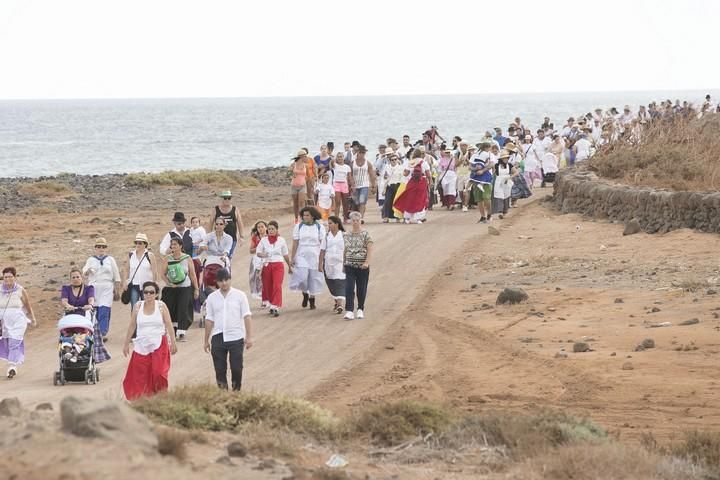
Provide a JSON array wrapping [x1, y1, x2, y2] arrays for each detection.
[[469, 152, 493, 185], [493, 135, 507, 147]]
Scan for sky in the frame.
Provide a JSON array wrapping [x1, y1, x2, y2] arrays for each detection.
[[0, 0, 718, 99]]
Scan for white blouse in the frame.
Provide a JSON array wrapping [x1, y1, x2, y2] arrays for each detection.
[[256, 236, 289, 263], [321, 231, 346, 280]]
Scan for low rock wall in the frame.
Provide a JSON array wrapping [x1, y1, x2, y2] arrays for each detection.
[[551, 168, 720, 234]]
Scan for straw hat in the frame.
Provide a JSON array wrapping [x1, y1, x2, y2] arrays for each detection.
[[94, 237, 108, 247], [498, 150, 511, 159], [218, 190, 232, 197], [293, 149, 308, 159], [504, 142, 518, 153], [135, 233, 149, 244]]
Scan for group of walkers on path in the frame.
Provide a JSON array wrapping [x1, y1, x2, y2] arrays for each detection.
[[2, 95, 713, 398]]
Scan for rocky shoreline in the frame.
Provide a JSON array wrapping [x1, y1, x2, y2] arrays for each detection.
[[0, 166, 288, 212]]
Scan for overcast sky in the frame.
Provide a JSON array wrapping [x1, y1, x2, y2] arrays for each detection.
[[0, 0, 718, 99]]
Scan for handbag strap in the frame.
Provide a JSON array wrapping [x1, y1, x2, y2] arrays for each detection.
[[128, 252, 147, 285]]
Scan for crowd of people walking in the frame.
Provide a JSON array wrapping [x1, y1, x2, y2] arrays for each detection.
[[1, 95, 715, 399]]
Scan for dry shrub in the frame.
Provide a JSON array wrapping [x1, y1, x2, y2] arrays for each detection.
[[510, 443, 704, 480], [18, 180, 74, 197], [156, 426, 190, 460], [672, 430, 720, 471], [133, 385, 338, 439], [125, 169, 261, 188], [438, 410, 606, 458], [235, 423, 304, 459], [351, 400, 455, 446], [588, 115, 720, 191]]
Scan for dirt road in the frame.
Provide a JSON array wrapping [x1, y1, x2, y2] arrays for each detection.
[[8, 202, 491, 404]]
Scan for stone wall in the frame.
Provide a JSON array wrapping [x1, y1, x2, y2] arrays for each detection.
[[551, 168, 720, 234]]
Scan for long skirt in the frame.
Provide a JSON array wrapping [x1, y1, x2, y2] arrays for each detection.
[[161, 286, 194, 331], [439, 170, 458, 207], [289, 267, 325, 296], [0, 338, 24, 366], [382, 183, 400, 219], [492, 197, 510, 215], [394, 177, 429, 214], [261, 262, 285, 308], [249, 263, 263, 300], [511, 174, 532, 200], [122, 336, 170, 401], [325, 275, 346, 301], [93, 321, 111, 363]]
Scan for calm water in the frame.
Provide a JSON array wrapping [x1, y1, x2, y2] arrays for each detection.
[[0, 90, 716, 178]]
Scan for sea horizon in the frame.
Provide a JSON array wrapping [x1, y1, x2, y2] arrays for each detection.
[[2, 89, 717, 179]]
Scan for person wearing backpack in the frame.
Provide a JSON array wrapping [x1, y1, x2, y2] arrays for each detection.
[[159, 212, 194, 256], [161, 237, 199, 342], [289, 207, 326, 310]]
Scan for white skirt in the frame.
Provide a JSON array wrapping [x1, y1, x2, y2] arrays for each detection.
[[289, 267, 325, 295]]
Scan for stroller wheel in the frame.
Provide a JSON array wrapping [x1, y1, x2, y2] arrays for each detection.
[[95, 369, 100, 383], [59, 371, 66, 386], [53, 371, 60, 386], [84, 371, 91, 384]]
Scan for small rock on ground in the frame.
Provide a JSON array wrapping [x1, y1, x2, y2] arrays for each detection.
[[622, 362, 634, 370], [555, 352, 569, 359], [623, 219, 643, 236], [0, 398, 22, 417], [496, 287, 529, 305], [573, 342, 591, 353], [488, 226, 501, 236], [227, 441, 248, 458], [35, 403, 53, 411], [679, 318, 700, 326]]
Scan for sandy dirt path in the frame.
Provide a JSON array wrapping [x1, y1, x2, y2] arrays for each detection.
[[8, 203, 490, 404]]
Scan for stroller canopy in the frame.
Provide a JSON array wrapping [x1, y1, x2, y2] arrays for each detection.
[[58, 314, 93, 331]]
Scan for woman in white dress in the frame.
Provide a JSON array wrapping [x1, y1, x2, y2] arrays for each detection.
[[290, 207, 326, 310], [492, 150, 518, 218], [0, 266, 37, 378], [82, 237, 121, 341], [319, 216, 346, 314]]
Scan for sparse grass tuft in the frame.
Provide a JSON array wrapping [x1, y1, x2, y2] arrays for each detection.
[[672, 430, 720, 470], [125, 169, 261, 188], [509, 443, 704, 480], [438, 410, 607, 458], [156, 426, 190, 460], [18, 180, 74, 197], [351, 400, 455, 446], [133, 385, 339, 439]]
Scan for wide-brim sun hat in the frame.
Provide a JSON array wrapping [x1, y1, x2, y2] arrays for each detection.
[[498, 150, 511, 159], [504, 142, 518, 152], [94, 237, 108, 247], [218, 190, 232, 197], [135, 233, 149, 244]]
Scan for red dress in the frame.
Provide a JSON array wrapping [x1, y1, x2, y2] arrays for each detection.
[[393, 162, 429, 214]]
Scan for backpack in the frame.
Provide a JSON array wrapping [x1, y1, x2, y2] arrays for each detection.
[[166, 255, 189, 284], [170, 230, 194, 256]]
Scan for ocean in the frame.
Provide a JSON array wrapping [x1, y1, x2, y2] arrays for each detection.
[[0, 90, 716, 178]]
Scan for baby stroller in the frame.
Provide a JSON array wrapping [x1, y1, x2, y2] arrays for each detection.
[[54, 313, 99, 385], [540, 152, 559, 188], [198, 255, 228, 328]]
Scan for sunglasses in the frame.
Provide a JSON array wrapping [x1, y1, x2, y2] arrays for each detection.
[[134, 241, 146, 245], [222, 197, 232, 200], [95, 245, 107, 248], [143, 290, 157, 295], [215, 223, 225, 226]]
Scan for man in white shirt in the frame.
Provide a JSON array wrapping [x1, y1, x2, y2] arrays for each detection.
[[159, 212, 193, 256], [618, 105, 635, 128], [532, 129, 551, 158], [203, 268, 253, 391]]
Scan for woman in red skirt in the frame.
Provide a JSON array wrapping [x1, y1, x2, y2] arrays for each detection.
[[255, 221, 293, 317], [122, 281, 177, 400], [393, 149, 431, 224]]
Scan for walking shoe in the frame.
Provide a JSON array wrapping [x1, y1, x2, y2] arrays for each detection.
[[344, 311, 355, 320], [273, 309, 280, 318], [356, 309, 364, 319], [462, 206, 468, 212], [177, 333, 187, 342], [302, 292, 309, 308], [335, 305, 344, 314], [309, 297, 316, 310], [477, 217, 487, 224], [7, 368, 16, 379], [102, 336, 108, 343]]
